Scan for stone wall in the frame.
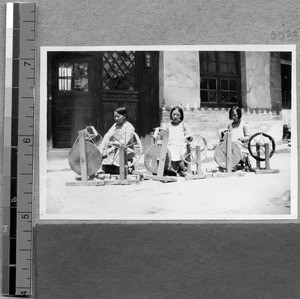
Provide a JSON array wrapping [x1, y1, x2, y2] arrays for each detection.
[[161, 107, 283, 146]]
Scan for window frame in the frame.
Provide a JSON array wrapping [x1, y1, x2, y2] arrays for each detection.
[[199, 51, 242, 108], [57, 60, 90, 94]]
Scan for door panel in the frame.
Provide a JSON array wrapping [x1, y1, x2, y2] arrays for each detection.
[[50, 53, 98, 148]]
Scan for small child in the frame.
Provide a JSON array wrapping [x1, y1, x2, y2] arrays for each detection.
[[163, 106, 193, 177]]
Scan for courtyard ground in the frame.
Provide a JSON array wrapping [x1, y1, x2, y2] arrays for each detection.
[[42, 142, 294, 220]]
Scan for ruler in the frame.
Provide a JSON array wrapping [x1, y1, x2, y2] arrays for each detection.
[[2, 3, 36, 296]]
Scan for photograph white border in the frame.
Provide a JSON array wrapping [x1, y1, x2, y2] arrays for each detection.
[[39, 44, 298, 220]]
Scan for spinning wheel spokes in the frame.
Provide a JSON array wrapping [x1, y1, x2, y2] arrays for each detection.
[[107, 146, 120, 164], [182, 134, 207, 165], [104, 130, 143, 167], [248, 132, 275, 161], [124, 132, 143, 165]]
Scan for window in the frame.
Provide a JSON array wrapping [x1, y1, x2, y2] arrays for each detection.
[[102, 51, 136, 91], [58, 62, 89, 92], [199, 51, 241, 107], [281, 52, 292, 109]]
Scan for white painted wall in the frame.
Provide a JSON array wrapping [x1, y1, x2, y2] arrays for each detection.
[[245, 52, 272, 109], [160, 51, 200, 109]]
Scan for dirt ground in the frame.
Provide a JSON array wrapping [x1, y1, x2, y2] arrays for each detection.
[[42, 143, 293, 220]]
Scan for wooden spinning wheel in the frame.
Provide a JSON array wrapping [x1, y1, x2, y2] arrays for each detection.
[[68, 127, 102, 176], [144, 128, 172, 175], [144, 144, 171, 174], [182, 134, 207, 165], [248, 132, 275, 161], [214, 141, 242, 169], [103, 130, 143, 167]]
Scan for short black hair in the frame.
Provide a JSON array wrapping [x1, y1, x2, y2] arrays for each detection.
[[115, 107, 127, 117], [170, 105, 184, 121], [229, 105, 242, 120]]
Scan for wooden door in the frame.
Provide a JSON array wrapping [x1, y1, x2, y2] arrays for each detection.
[[48, 51, 160, 149], [99, 51, 139, 135], [98, 51, 160, 140], [49, 52, 99, 148]]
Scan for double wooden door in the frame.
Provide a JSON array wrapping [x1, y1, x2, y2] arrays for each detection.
[[48, 51, 159, 148]]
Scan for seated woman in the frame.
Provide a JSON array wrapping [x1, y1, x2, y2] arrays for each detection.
[[98, 107, 135, 174], [227, 105, 252, 170], [161, 105, 193, 177]]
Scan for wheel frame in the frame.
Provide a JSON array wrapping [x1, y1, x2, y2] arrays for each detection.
[[181, 134, 207, 165], [104, 130, 143, 167], [68, 139, 102, 176], [144, 143, 171, 174], [247, 132, 275, 161], [214, 140, 243, 169]]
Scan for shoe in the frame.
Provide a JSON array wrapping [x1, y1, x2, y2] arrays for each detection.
[[178, 171, 188, 177]]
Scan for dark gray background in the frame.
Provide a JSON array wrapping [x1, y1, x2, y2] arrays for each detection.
[[0, 0, 299, 297]]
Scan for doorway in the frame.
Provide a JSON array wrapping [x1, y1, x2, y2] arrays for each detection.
[[47, 51, 160, 148]]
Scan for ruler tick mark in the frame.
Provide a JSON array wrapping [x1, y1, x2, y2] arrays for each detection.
[[4, 5, 35, 292]]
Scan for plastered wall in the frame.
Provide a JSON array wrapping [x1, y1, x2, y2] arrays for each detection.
[[0, 0, 300, 298]]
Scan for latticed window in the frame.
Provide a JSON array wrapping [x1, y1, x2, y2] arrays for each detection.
[[58, 62, 89, 92], [103, 51, 136, 91], [199, 51, 241, 107]]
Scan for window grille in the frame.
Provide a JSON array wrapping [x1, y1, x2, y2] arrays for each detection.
[[58, 62, 89, 92], [103, 51, 136, 91], [200, 51, 241, 107]]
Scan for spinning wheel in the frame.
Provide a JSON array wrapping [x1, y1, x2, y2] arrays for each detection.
[[248, 132, 275, 161], [68, 127, 102, 176], [214, 141, 242, 169], [144, 144, 171, 174], [182, 134, 207, 165], [103, 130, 143, 167]]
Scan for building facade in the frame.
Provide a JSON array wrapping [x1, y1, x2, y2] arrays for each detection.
[[47, 50, 292, 150]]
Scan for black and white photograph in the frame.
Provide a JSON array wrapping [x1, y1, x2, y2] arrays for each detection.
[[39, 45, 297, 220]]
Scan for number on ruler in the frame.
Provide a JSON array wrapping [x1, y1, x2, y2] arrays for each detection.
[[21, 214, 30, 220], [2, 225, 8, 233], [23, 138, 31, 143]]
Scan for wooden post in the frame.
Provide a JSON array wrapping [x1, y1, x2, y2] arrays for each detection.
[[256, 143, 261, 169], [119, 145, 126, 180], [157, 130, 169, 178], [265, 143, 270, 170], [78, 130, 88, 181], [186, 145, 192, 173], [226, 131, 232, 173], [196, 145, 202, 175]]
